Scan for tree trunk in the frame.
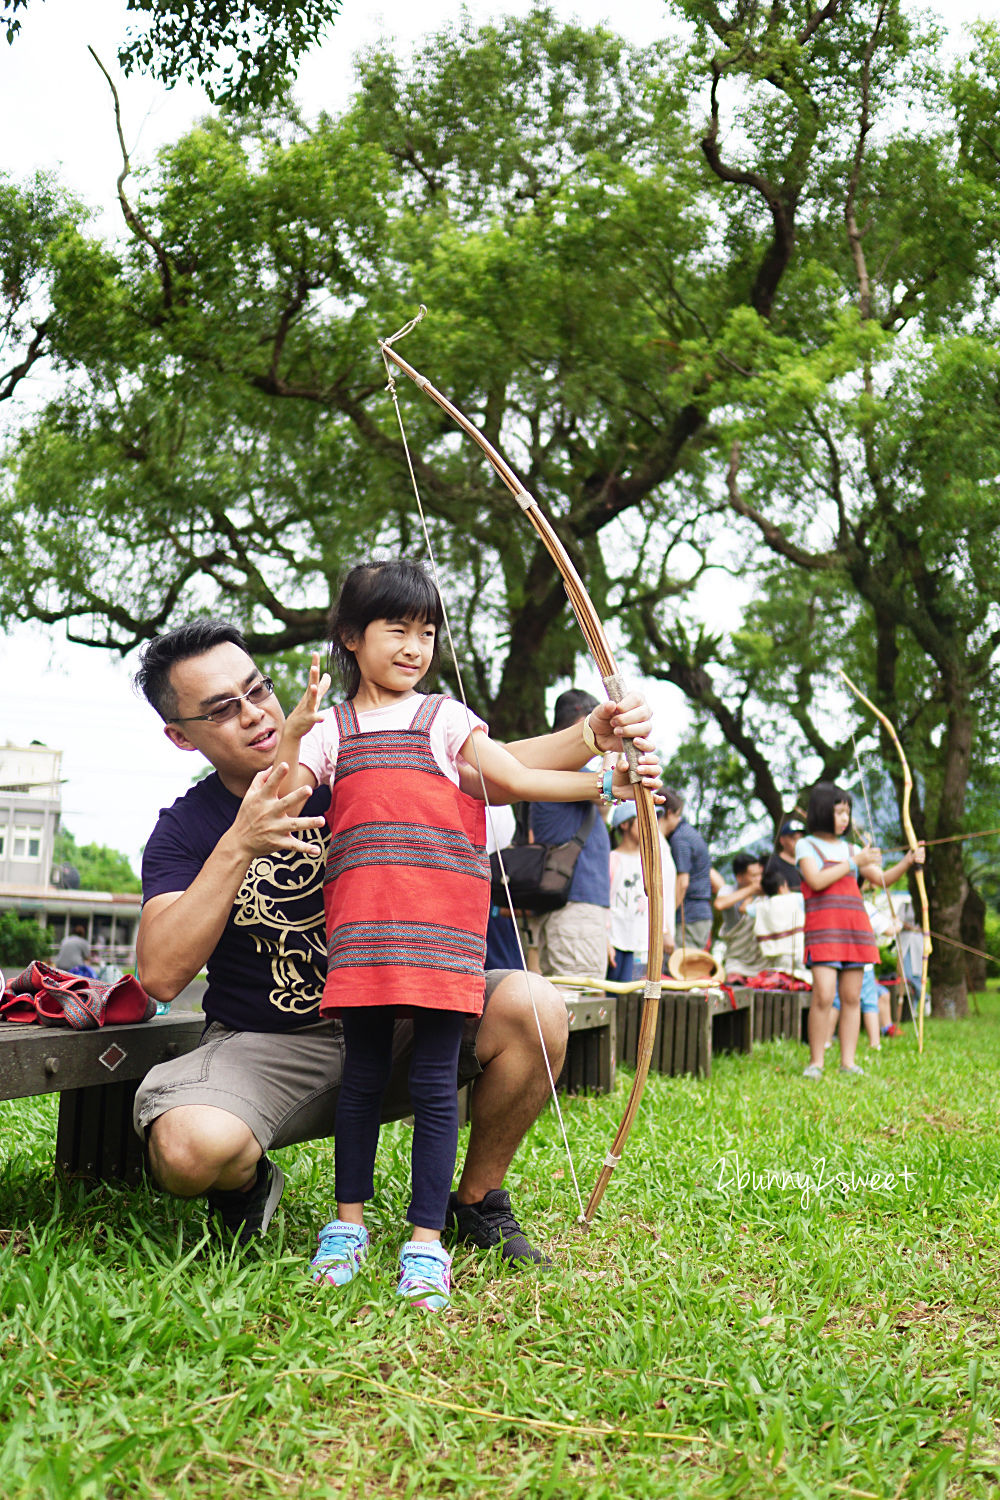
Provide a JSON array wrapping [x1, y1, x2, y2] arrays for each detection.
[[960, 883, 987, 994], [925, 699, 974, 1017], [928, 843, 968, 1017]]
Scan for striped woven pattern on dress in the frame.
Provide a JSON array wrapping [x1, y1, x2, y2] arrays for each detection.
[[807, 890, 868, 937], [328, 921, 486, 976], [334, 730, 446, 782], [325, 822, 489, 885], [803, 884, 877, 960]]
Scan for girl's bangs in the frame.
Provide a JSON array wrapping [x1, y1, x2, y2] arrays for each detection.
[[362, 563, 443, 628]]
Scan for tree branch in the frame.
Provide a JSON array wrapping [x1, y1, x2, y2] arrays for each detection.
[[89, 46, 175, 310], [844, 3, 888, 323], [0, 318, 47, 401], [724, 441, 839, 569]]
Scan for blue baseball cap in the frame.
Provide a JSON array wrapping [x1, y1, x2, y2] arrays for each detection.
[[611, 802, 637, 829]]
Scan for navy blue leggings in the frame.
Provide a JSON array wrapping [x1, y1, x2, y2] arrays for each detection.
[[335, 1007, 466, 1230]]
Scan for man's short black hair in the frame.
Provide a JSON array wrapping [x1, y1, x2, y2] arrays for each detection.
[[732, 851, 763, 878], [134, 619, 251, 721], [658, 787, 684, 816], [551, 688, 600, 733]]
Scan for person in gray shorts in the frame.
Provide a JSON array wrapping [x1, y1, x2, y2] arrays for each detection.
[[132, 619, 656, 1266]]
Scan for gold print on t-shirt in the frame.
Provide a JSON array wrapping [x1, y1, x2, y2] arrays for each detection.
[[234, 824, 329, 1015]]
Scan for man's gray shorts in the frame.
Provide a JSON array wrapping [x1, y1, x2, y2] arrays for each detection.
[[133, 972, 511, 1152]]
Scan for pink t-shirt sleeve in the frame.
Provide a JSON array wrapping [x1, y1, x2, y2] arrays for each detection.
[[299, 715, 339, 787], [435, 699, 488, 781]]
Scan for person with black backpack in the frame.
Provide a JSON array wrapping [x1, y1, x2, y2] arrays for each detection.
[[529, 690, 612, 987]]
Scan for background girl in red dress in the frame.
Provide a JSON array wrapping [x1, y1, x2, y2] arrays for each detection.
[[796, 781, 923, 1080]]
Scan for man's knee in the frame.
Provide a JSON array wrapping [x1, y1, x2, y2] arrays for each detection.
[[485, 972, 568, 1063], [147, 1106, 259, 1197]]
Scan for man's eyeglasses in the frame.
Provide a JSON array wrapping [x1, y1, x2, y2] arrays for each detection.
[[168, 678, 275, 726]]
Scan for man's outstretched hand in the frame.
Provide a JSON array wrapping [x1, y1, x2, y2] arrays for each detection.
[[234, 762, 325, 858]]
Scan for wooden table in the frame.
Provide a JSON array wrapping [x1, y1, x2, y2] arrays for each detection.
[[752, 988, 811, 1045]]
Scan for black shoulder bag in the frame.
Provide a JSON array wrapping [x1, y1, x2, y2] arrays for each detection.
[[488, 804, 598, 915]]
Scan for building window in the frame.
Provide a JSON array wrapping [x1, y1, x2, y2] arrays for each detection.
[[0, 826, 6, 859], [12, 826, 43, 860]]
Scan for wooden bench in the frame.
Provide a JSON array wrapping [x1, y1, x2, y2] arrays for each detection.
[[0, 1013, 204, 1184], [556, 993, 616, 1094], [752, 988, 811, 1045], [617, 986, 754, 1079]]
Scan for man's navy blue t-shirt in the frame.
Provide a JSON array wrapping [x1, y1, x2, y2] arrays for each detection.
[[141, 773, 331, 1032], [668, 817, 712, 922], [529, 800, 610, 907]]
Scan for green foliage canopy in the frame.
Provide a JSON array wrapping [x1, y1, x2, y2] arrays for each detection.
[[2, 9, 719, 737], [0, 908, 44, 967], [2, 0, 342, 105]]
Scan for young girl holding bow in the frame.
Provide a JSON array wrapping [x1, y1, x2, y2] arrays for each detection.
[[274, 558, 658, 1310]]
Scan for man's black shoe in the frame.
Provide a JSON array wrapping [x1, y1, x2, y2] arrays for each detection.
[[446, 1188, 551, 1267], [207, 1155, 284, 1246]]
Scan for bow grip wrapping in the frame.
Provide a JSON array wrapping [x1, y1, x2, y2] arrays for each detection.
[[602, 671, 641, 781]]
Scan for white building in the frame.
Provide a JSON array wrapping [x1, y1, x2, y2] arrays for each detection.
[[0, 741, 140, 965], [0, 741, 61, 885]]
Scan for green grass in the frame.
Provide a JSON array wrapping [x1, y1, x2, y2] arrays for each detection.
[[2, 999, 1000, 1499]]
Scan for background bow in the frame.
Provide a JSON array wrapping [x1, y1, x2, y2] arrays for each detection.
[[839, 669, 931, 1052]]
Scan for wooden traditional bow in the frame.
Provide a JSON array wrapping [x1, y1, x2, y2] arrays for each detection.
[[838, 669, 931, 1052], [379, 327, 664, 1224]]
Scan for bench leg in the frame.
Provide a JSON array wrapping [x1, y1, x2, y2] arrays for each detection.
[[56, 1082, 146, 1186], [556, 1018, 616, 1094]]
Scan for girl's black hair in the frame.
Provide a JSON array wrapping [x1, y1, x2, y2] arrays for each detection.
[[327, 559, 445, 698], [806, 781, 853, 835]]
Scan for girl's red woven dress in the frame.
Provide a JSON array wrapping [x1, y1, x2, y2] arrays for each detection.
[[798, 836, 879, 967], [319, 694, 490, 1017]]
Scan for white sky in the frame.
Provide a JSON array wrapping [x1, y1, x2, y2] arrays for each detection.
[[0, 0, 988, 867]]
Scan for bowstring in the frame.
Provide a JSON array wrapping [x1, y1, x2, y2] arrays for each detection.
[[848, 730, 920, 1038], [379, 330, 587, 1221]]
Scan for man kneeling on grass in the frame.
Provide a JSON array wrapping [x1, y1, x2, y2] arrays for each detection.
[[131, 619, 657, 1270]]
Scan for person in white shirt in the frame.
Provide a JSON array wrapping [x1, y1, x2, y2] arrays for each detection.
[[754, 862, 808, 980], [607, 803, 676, 981]]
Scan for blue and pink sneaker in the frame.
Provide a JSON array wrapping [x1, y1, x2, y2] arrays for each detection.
[[309, 1220, 369, 1286], [397, 1240, 452, 1312]]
